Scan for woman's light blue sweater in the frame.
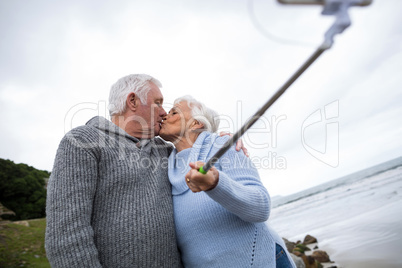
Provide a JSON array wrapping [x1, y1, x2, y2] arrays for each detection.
[[168, 132, 295, 268]]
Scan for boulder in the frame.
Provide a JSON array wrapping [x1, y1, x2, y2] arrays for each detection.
[[303, 234, 317, 245], [0, 202, 16, 220], [290, 253, 306, 268], [301, 255, 321, 268], [295, 244, 311, 253], [283, 238, 296, 252], [293, 250, 303, 257], [311, 250, 331, 263], [12, 220, 30, 227]]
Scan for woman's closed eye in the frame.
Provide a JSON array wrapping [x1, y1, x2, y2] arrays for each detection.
[[169, 108, 178, 115]]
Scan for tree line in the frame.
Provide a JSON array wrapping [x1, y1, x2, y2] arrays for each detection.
[[0, 158, 50, 220]]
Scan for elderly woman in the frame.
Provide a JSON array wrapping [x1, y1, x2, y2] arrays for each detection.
[[159, 95, 295, 268]]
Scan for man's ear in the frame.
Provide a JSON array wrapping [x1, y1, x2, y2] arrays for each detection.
[[126, 93, 138, 112], [191, 120, 204, 132]]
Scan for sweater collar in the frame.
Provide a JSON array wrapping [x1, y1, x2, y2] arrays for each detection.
[[86, 116, 140, 142], [86, 116, 158, 152], [168, 132, 221, 195]]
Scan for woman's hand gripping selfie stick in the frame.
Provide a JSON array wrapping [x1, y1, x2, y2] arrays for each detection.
[[199, 0, 372, 175]]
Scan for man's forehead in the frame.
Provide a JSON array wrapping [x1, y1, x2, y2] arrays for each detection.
[[148, 82, 164, 99]]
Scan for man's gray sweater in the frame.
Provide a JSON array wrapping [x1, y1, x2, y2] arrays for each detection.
[[45, 116, 182, 267]]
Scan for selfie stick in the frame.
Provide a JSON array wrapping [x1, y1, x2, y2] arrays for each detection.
[[199, 0, 371, 174]]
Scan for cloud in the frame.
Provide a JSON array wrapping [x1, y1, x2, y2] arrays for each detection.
[[0, 0, 401, 196]]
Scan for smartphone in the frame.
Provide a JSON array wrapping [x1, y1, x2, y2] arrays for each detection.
[[277, 0, 372, 6]]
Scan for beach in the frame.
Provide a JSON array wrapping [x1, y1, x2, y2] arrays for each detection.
[[269, 158, 402, 268]]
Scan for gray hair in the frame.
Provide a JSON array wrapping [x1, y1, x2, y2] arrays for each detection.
[[108, 74, 162, 116], [174, 95, 220, 133]]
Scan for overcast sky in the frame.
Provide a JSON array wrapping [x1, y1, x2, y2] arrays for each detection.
[[1, 0, 401, 196]]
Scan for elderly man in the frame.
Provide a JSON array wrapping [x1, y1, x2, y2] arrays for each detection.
[[45, 74, 182, 267]]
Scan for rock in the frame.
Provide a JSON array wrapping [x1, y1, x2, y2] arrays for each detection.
[[293, 248, 304, 255], [301, 255, 320, 268], [306, 255, 316, 265], [0, 202, 16, 220], [295, 244, 311, 253], [293, 250, 303, 257], [285, 234, 334, 267], [12, 220, 30, 227], [311, 250, 331, 263], [303, 234, 317, 245], [283, 237, 296, 252], [290, 253, 306, 268]]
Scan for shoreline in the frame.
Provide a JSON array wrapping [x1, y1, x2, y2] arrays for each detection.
[[270, 166, 402, 268]]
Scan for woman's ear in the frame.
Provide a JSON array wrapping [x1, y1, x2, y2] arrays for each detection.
[[191, 120, 204, 132], [126, 93, 138, 112]]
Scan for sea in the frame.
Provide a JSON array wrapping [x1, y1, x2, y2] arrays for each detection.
[[268, 156, 402, 268]]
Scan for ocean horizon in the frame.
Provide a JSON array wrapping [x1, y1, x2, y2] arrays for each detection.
[[269, 156, 402, 268]]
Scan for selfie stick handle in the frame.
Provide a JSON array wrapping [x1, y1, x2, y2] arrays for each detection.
[[199, 0, 355, 174]]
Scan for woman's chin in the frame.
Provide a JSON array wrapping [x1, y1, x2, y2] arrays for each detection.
[[158, 131, 169, 141]]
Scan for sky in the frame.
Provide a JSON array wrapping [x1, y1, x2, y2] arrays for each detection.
[[1, 0, 401, 197]]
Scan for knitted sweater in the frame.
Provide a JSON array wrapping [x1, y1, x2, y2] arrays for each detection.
[[168, 132, 295, 268], [45, 116, 182, 268]]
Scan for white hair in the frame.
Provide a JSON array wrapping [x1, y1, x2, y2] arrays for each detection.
[[108, 74, 162, 116], [174, 95, 220, 133]]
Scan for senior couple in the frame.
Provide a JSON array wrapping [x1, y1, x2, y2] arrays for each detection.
[[45, 74, 295, 268]]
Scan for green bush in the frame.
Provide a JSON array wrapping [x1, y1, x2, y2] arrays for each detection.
[[0, 159, 49, 220]]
